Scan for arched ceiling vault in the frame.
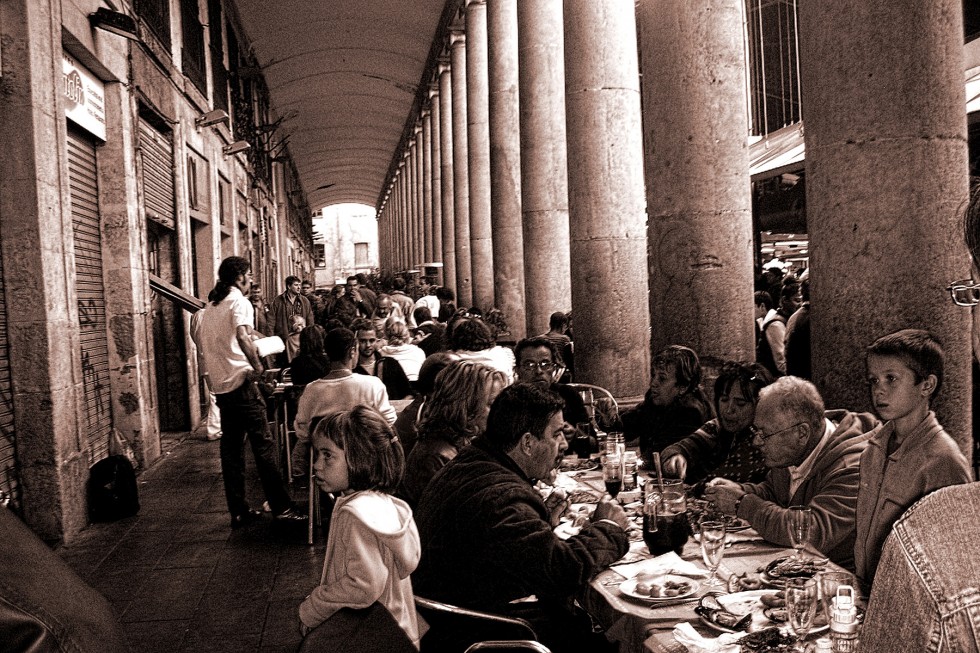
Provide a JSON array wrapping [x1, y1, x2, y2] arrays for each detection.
[[234, 0, 464, 212]]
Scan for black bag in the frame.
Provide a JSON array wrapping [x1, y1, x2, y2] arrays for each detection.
[[87, 455, 140, 522]]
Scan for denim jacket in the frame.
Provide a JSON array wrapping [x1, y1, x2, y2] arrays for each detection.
[[860, 483, 980, 653]]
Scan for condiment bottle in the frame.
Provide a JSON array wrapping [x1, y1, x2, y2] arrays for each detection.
[[622, 451, 638, 490], [605, 431, 625, 458], [830, 585, 859, 653]]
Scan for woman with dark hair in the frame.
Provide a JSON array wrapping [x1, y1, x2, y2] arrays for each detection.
[[661, 361, 773, 487], [447, 317, 516, 383], [289, 325, 330, 386], [621, 344, 714, 465], [398, 361, 507, 507]]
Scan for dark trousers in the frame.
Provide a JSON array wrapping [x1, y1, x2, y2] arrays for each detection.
[[215, 380, 291, 517]]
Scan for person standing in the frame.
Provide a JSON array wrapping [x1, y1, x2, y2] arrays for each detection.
[[191, 257, 305, 529], [269, 275, 314, 365]]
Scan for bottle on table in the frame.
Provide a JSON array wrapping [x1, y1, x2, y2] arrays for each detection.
[[622, 451, 638, 491], [829, 585, 859, 653]]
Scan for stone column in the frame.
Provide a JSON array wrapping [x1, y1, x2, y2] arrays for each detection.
[[409, 137, 419, 270], [398, 163, 408, 270], [422, 110, 435, 265], [415, 125, 425, 269], [430, 86, 445, 283], [564, 0, 651, 398], [451, 32, 473, 307], [518, 0, 572, 336], [439, 63, 458, 293], [799, 0, 972, 453], [466, 0, 495, 311], [638, 0, 755, 363], [488, 0, 526, 339]]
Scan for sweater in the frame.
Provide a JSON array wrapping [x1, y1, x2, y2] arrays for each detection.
[[738, 409, 877, 571], [299, 491, 427, 648]]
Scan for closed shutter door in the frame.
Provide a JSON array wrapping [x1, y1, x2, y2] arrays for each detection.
[[0, 230, 17, 508], [139, 119, 176, 229], [67, 127, 113, 463]]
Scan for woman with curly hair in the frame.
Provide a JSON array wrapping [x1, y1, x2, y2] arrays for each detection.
[[399, 360, 507, 507]]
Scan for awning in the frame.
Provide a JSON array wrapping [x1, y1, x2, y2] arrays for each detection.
[[749, 122, 805, 182], [149, 274, 206, 313]]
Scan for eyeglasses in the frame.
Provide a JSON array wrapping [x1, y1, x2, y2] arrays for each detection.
[[519, 361, 556, 372], [947, 279, 980, 307], [749, 421, 806, 443]]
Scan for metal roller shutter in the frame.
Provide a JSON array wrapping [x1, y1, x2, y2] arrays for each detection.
[[0, 231, 17, 509], [67, 127, 113, 463], [139, 120, 176, 229]]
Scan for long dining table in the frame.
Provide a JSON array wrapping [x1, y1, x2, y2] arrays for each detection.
[[557, 462, 847, 653]]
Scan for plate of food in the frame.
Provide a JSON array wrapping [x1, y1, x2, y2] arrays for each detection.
[[688, 498, 753, 532], [759, 557, 827, 588], [559, 457, 599, 473], [696, 590, 829, 635], [566, 489, 602, 504], [619, 575, 700, 602]]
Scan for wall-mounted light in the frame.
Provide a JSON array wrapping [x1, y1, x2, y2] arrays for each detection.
[[222, 140, 251, 156], [195, 109, 229, 130], [89, 8, 139, 41]]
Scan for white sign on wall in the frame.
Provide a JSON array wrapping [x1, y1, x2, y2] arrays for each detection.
[[63, 53, 106, 141]]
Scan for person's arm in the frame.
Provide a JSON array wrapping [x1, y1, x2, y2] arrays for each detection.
[[767, 321, 787, 374], [236, 324, 264, 374], [297, 508, 392, 630]]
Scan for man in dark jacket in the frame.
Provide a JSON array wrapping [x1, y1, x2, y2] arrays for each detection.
[[413, 383, 629, 653], [704, 376, 876, 571]]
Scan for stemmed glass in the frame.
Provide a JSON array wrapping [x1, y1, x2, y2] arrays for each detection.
[[699, 521, 727, 588], [784, 577, 818, 651], [787, 506, 814, 560]]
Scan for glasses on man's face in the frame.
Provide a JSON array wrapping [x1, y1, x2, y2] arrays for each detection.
[[749, 421, 805, 444], [947, 279, 980, 307], [519, 361, 556, 373]]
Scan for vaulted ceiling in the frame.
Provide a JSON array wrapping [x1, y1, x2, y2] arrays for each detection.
[[234, 0, 459, 211]]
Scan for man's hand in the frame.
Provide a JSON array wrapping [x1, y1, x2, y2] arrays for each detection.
[[592, 499, 630, 530], [662, 454, 688, 480], [543, 487, 569, 527], [703, 477, 746, 516]]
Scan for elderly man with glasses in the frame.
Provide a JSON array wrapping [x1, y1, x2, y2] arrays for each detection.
[[703, 376, 877, 571], [514, 336, 588, 428]]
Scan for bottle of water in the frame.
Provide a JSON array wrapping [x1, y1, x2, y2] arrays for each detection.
[[829, 585, 859, 653]]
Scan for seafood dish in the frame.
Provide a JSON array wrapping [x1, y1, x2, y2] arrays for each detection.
[[566, 489, 601, 504], [759, 557, 827, 587], [697, 590, 829, 635], [694, 594, 753, 631], [737, 627, 796, 652], [688, 498, 752, 532], [559, 457, 599, 472], [620, 574, 699, 601]]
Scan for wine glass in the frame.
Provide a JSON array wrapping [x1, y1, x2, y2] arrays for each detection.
[[699, 521, 727, 587], [784, 577, 818, 651], [602, 455, 623, 500], [787, 506, 814, 560]]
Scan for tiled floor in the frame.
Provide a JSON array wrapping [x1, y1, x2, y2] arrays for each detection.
[[57, 431, 324, 653]]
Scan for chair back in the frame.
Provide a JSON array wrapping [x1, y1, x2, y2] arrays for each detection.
[[415, 596, 539, 653], [298, 602, 415, 653]]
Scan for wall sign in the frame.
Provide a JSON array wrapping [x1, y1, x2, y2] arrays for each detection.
[[63, 52, 106, 141]]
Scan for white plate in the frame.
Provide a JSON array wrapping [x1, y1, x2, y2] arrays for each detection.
[[699, 589, 829, 635], [619, 575, 700, 602]]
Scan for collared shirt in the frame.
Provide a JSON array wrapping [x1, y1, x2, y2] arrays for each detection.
[[787, 417, 835, 497], [192, 287, 254, 394]]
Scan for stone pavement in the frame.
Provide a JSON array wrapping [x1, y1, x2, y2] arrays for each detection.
[[56, 431, 324, 653]]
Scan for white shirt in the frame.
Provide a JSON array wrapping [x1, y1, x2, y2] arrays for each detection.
[[788, 418, 836, 497], [379, 343, 426, 381], [294, 372, 396, 441], [191, 287, 254, 394]]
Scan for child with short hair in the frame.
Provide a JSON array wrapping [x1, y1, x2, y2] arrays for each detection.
[[298, 406, 427, 648], [855, 328, 971, 586]]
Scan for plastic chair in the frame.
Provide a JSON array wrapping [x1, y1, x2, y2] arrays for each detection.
[[415, 596, 551, 653]]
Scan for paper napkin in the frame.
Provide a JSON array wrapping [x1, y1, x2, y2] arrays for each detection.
[[673, 622, 742, 653], [610, 550, 709, 579]]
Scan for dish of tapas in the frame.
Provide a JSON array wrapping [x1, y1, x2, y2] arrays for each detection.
[[695, 590, 829, 635]]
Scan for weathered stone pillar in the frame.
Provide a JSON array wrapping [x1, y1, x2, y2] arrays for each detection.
[[564, 0, 651, 398], [800, 0, 972, 453], [430, 87, 445, 283], [415, 125, 425, 268], [439, 63, 458, 293], [518, 0, 572, 336], [487, 0, 526, 339], [466, 0, 495, 311], [423, 110, 435, 265], [638, 0, 755, 363], [399, 162, 409, 270], [409, 137, 420, 270], [451, 32, 473, 307]]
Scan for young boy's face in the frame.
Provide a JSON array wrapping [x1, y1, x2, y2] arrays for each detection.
[[867, 354, 933, 422], [649, 363, 685, 407], [313, 436, 349, 494]]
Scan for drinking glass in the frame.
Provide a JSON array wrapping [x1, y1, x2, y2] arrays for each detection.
[[787, 506, 814, 560], [784, 577, 818, 651], [643, 483, 689, 556], [818, 571, 855, 622], [699, 521, 727, 587], [602, 455, 623, 499]]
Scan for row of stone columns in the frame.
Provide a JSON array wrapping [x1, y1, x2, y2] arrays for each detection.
[[376, 0, 972, 437]]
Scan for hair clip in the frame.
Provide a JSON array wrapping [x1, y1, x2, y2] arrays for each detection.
[[391, 435, 399, 443]]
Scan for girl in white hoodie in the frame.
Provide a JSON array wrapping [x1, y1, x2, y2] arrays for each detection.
[[299, 406, 427, 648]]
